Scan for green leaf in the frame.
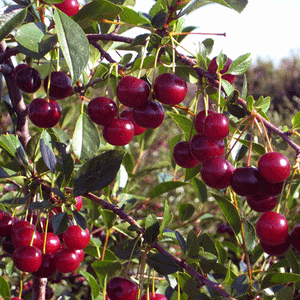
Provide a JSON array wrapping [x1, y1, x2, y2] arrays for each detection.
[[167, 112, 196, 139], [178, 203, 195, 221], [261, 273, 300, 289], [175, 230, 187, 253], [211, 193, 241, 236], [73, 150, 124, 196], [119, 6, 151, 26], [215, 240, 227, 265], [79, 270, 100, 300], [0, 7, 27, 42], [176, 272, 200, 300], [151, 11, 167, 29], [235, 138, 266, 156], [0, 276, 11, 300], [160, 200, 173, 234], [144, 214, 160, 244], [149, 181, 188, 199], [72, 113, 100, 161], [26, 132, 41, 162], [242, 220, 256, 252], [53, 9, 90, 84], [147, 253, 179, 275], [246, 95, 254, 112], [254, 96, 271, 113], [226, 53, 252, 75], [73, 210, 87, 230], [52, 212, 69, 235], [276, 287, 294, 300], [0, 134, 21, 157], [198, 233, 218, 256], [191, 177, 207, 203], [231, 274, 249, 296], [241, 74, 247, 99], [292, 111, 300, 129], [285, 248, 300, 274], [187, 229, 199, 258], [100, 208, 117, 230], [40, 138, 57, 173]]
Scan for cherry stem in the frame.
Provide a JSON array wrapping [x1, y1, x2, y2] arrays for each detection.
[[246, 117, 255, 167], [101, 228, 111, 261], [170, 32, 226, 36]]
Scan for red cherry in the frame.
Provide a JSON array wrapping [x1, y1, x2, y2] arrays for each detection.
[[200, 156, 234, 189], [141, 292, 168, 300], [256, 211, 289, 246], [0, 215, 15, 237], [246, 195, 277, 212], [12, 63, 27, 81], [87, 97, 118, 126], [291, 225, 300, 251], [15, 66, 42, 93], [132, 100, 164, 129], [11, 298, 23, 300], [75, 196, 83, 211], [63, 225, 90, 250], [44, 72, 73, 100], [103, 118, 134, 146], [120, 109, 146, 136], [194, 109, 215, 134], [54, 0, 80, 16], [75, 249, 84, 262], [40, 232, 61, 255], [190, 134, 225, 162], [153, 73, 187, 106], [260, 233, 291, 256], [203, 113, 229, 140], [116, 76, 150, 108], [172, 141, 199, 168], [2, 236, 15, 255], [106, 276, 138, 300], [32, 254, 57, 278], [208, 57, 236, 84], [258, 179, 284, 197], [11, 220, 33, 238], [13, 245, 43, 272], [258, 152, 290, 183], [28, 98, 62, 128], [55, 248, 81, 273], [12, 227, 42, 249]]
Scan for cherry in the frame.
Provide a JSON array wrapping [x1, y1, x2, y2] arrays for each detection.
[[15, 66, 42, 93], [259, 179, 284, 197], [28, 98, 62, 128], [11, 298, 23, 300], [120, 109, 146, 136], [87, 97, 118, 126], [106, 276, 138, 300], [141, 292, 168, 300], [246, 195, 277, 212], [116, 76, 150, 108], [203, 113, 229, 140], [2, 236, 15, 255], [44, 72, 73, 100], [256, 211, 289, 246], [75, 196, 83, 211], [12, 63, 27, 81], [260, 233, 291, 256], [200, 156, 234, 189], [40, 232, 61, 255], [54, 0, 80, 16], [132, 100, 164, 129], [230, 167, 263, 196], [258, 152, 290, 183], [11, 220, 33, 237], [103, 118, 134, 146], [189, 134, 225, 162], [172, 141, 199, 168], [12, 227, 42, 249], [63, 225, 90, 250], [75, 249, 84, 262], [194, 109, 215, 134], [32, 254, 57, 278], [55, 248, 81, 273], [13, 245, 42, 272], [153, 73, 187, 106], [208, 56, 236, 84], [291, 225, 300, 251], [0, 215, 15, 237]]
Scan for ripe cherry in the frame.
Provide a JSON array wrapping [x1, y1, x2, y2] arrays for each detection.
[[75, 196, 83, 211], [44, 72, 73, 100], [40, 232, 61, 255], [15, 66, 42, 93], [106, 276, 138, 300], [63, 225, 90, 250], [246, 195, 277, 212], [153, 73, 187, 106], [256, 211, 289, 246], [258, 152, 290, 183], [260, 233, 291, 256], [208, 56, 236, 84], [87, 97, 118, 126], [190, 134, 225, 162], [141, 292, 168, 300], [12, 63, 27, 81], [116, 76, 150, 108], [0, 215, 15, 237], [132, 100, 164, 129], [120, 109, 146, 136], [32, 254, 57, 278], [259, 179, 284, 197], [194, 109, 215, 134], [12, 227, 42, 249], [173, 141, 199, 168], [28, 98, 62, 128], [11, 220, 33, 238], [55, 248, 81, 273], [103, 118, 134, 146], [203, 113, 229, 140], [291, 225, 300, 251], [13, 245, 43, 273], [54, 0, 80, 16], [2, 236, 15, 255], [200, 156, 234, 189]]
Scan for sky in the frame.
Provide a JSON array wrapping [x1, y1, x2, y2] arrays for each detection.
[[130, 0, 300, 66]]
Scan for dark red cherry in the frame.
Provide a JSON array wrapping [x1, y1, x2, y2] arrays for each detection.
[[12, 63, 27, 81], [0, 215, 15, 237], [2, 236, 15, 255], [28, 98, 62, 128], [120, 109, 146, 136], [103, 118, 134, 146], [153, 73, 187, 106], [190, 134, 225, 162], [258, 152, 291, 183], [194, 109, 215, 134], [54, 0, 80, 16], [116, 76, 150, 108], [87, 97, 118, 126], [11, 220, 33, 237], [291, 225, 300, 251], [44, 72, 72, 100], [141, 292, 168, 300], [203, 113, 229, 140], [256, 211, 289, 246], [260, 233, 291, 256], [15, 66, 42, 93], [172, 141, 199, 168], [12, 227, 42, 249], [132, 100, 164, 129], [259, 179, 284, 197], [13, 245, 43, 273], [246, 195, 277, 212], [63, 225, 90, 250], [55, 248, 81, 273], [200, 156, 234, 189], [208, 57, 236, 84], [230, 167, 263, 196], [40, 232, 61, 255], [32, 254, 57, 278], [106, 276, 138, 300]]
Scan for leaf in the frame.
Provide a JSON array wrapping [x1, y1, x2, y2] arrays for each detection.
[[292, 111, 300, 129], [175, 230, 187, 254], [226, 53, 252, 75], [52, 212, 69, 235], [198, 233, 218, 256], [0, 7, 27, 42], [100, 208, 116, 230], [160, 200, 173, 234], [26, 132, 41, 162], [276, 287, 294, 300], [215, 240, 227, 265], [261, 273, 300, 289], [187, 230, 199, 258], [191, 177, 207, 203], [73, 210, 87, 230], [211, 193, 241, 236], [72, 113, 100, 161], [167, 112, 196, 139], [79, 270, 100, 300], [178, 203, 195, 221], [176, 272, 200, 300], [53, 9, 90, 84], [40, 138, 57, 173], [235, 138, 266, 156], [144, 214, 160, 244], [73, 150, 124, 197], [242, 220, 256, 252], [246, 95, 254, 112], [119, 6, 151, 27], [151, 11, 167, 29], [0, 134, 21, 157], [231, 274, 249, 296], [285, 248, 300, 274], [0, 276, 11, 300], [241, 74, 247, 99], [147, 253, 179, 275], [149, 181, 188, 199]]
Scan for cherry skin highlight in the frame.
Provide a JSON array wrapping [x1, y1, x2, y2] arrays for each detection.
[[54, 0, 80, 16], [203, 112, 229, 140], [63, 225, 90, 250], [120, 109, 146, 136], [106, 276, 138, 300], [55, 248, 81, 273]]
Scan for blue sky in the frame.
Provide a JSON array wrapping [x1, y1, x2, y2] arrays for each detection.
[[133, 0, 300, 65]]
